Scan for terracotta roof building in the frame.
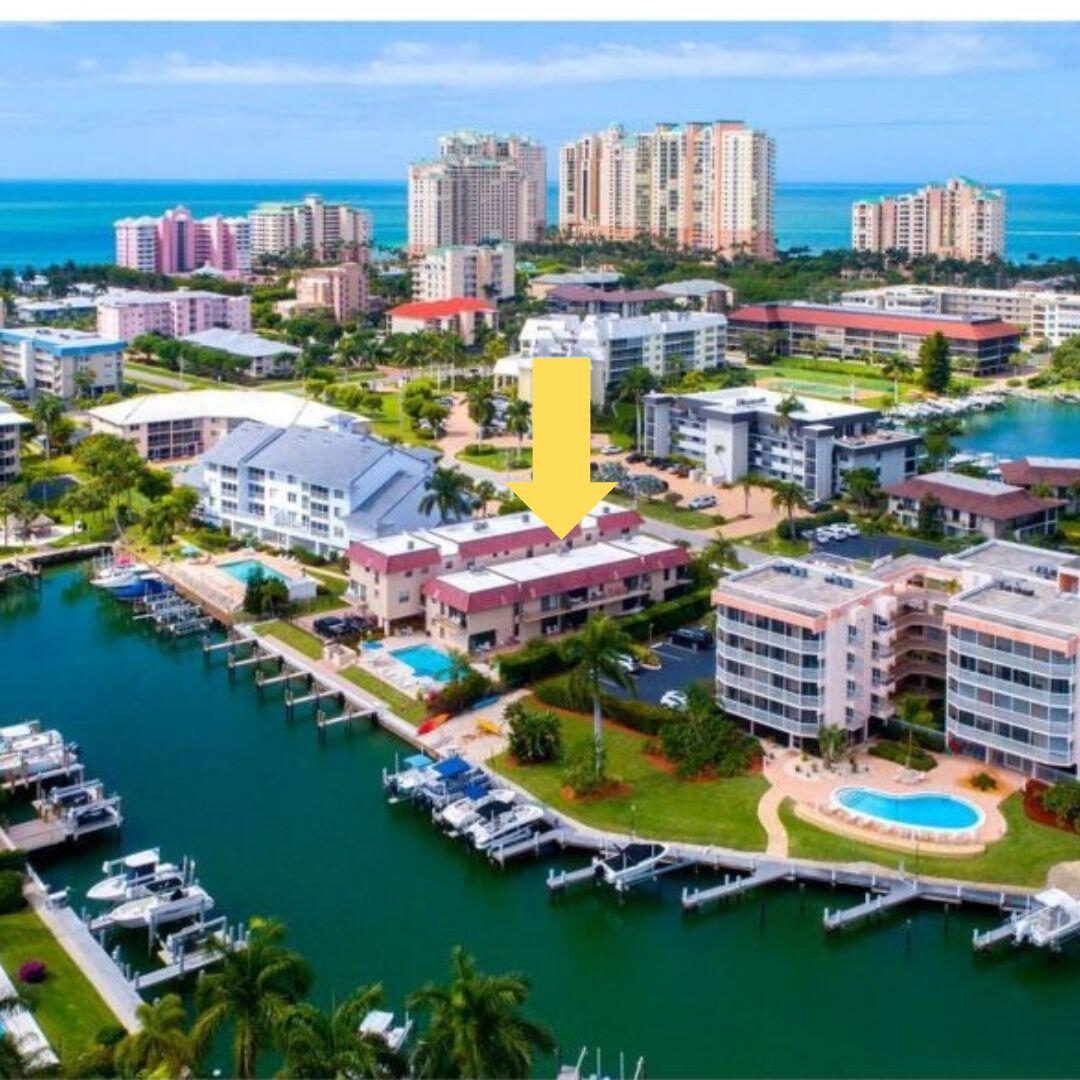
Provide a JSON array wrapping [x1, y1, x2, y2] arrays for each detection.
[[999, 457, 1080, 511], [728, 302, 1022, 374], [545, 285, 668, 318], [884, 471, 1062, 541], [386, 297, 497, 345]]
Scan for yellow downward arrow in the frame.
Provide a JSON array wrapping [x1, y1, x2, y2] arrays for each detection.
[[508, 356, 616, 539]]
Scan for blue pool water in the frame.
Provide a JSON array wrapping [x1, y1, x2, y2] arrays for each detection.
[[835, 787, 982, 831], [392, 644, 454, 682], [219, 558, 289, 585]]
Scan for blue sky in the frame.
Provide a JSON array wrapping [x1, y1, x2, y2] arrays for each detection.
[[1, 22, 1077, 183]]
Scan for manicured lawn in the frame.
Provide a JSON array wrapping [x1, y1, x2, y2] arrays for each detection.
[[367, 392, 431, 447], [255, 619, 324, 659], [340, 665, 429, 725], [493, 704, 768, 850], [742, 530, 810, 557], [0, 910, 118, 1058], [781, 793, 1080, 888], [606, 490, 723, 531], [456, 443, 532, 470]]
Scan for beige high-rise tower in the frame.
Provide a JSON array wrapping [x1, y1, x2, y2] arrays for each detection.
[[407, 131, 547, 255], [559, 121, 776, 259]]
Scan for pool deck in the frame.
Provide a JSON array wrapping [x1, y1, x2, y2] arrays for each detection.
[[763, 745, 1015, 853]]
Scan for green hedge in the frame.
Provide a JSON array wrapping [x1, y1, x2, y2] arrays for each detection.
[[0, 850, 27, 873], [778, 509, 849, 541], [867, 738, 936, 772], [533, 674, 673, 736], [497, 638, 568, 689]]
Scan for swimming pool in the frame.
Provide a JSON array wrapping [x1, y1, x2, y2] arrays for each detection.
[[833, 787, 982, 832], [219, 559, 290, 585], [392, 644, 454, 682]]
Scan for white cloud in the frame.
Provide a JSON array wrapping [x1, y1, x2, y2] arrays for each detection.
[[113, 32, 1045, 90]]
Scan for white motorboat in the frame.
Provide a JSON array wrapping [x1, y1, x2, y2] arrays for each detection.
[[466, 803, 546, 851], [438, 787, 517, 835], [0, 721, 42, 752], [382, 753, 436, 803], [104, 884, 214, 930], [593, 843, 669, 888], [0, 732, 72, 782], [87, 849, 181, 904], [359, 1010, 414, 1054], [91, 563, 149, 589]]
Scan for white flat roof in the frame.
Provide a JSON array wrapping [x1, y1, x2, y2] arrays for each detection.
[[654, 386, 874, 422], [89, 389, 357, 430]]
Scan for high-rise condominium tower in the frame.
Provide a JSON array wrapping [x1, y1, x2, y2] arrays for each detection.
[[407, 131, 547, 255], [558, 121, 776, 260], [851, 177, 1005, 262]]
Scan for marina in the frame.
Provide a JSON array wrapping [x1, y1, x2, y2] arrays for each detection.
[[7, 564, 1080, 1075]]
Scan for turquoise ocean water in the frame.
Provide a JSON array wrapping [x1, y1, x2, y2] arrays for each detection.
[[2, 180, 1080, 269]]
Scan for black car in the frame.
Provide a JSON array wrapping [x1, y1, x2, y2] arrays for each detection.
[[646, 456, 667, 469], [313, 616, 347, 639], [668, 626, 715, 650], [626, 451, 645, 464]]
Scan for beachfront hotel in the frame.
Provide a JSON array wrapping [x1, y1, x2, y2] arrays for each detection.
[[292, 262, 367, 323], [96, 289, 252, 344], [714, 539, 1080, 777], [424, 534, 690, 653], [884, 471, 1062, 541], [0, 326, 124, 400], [558, 121, 776, 259], [0, 402, 30, 481], [727, 303, 1022, 375], [248, 195, 371, 261], [851, 177, 1005, 262], [643, 386, 920, 499], [407, 131, 547, 255], [347, 502, 643, 633], [493, 311, 727, 406], [89, 389, 360, 463], [115, 206, 252, 277], [412, 243, 516, 303], [186, 423, 446, 556], [840, 283, 1080, 348]]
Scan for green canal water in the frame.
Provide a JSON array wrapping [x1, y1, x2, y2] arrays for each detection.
[[4, 567, 1080, 1077]]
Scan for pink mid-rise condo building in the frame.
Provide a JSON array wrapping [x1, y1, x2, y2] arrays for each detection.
[[96, 289, 252, 344], [115, 206, 253, 278]]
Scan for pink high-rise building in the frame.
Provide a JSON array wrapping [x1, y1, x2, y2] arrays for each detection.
[[115, 206, 252, 277]]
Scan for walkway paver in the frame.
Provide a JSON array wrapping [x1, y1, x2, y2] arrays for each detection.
[[757, 784, 789, 857]]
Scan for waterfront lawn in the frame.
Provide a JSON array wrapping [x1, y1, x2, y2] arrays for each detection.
[[256, 619, 324, 659], [0, 910, 117, 1058], [781, 793, 1080, 888], [607, 491, 724, 531], [493, 705, 768, 850], [340, 665, 428, 725]]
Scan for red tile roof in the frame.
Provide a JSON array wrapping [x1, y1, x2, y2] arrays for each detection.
[[731, 304, 1022, 343], [884, 475, 1063, 521], [999, 459, 1080, 489], [347, 541, 441, 575], [388, 298, 495, 318]]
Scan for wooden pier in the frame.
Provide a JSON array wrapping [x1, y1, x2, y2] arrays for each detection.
[[823, 879, 928, 931], [682, 862, 794, 910], [7, 802, 122, 853], [1, 755, 83, 794]]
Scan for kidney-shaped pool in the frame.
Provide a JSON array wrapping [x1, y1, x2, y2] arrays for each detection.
[[833, 786, 983, 832]]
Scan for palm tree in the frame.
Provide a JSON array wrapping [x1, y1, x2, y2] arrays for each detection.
[[408, 946, 555, 1079], [880, 355, 914, 405], [31, 393, 64, 467], [115, 993, 197, 1077], [277, 983, 404, 1079], [466, 384, 496, 443], [419, 468, 474, 525], [774, 393, 804, 431], [473, 479, 497, 518], [505, 398, 531, 464], [702, 535, 741, 574], [616, 367, 657, 451], [0, 484, 27, 548], [560, 615, 633, 780], [817, 723, 847, 768], [193, 917, 312, 1079], [924, 418, 961, 471], [738, 473, 761, 517], [0, 1032, 46, 1079], [770, 481, 809, 535], [843, 467, 881, 512]]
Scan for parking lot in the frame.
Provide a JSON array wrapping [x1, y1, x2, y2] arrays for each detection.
[[809, 533, 946, 562], [601, 639, 716, 706]]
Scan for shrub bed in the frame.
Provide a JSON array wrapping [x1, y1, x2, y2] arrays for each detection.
[[0, 870, 27, 914], [777, 508, 850, 541], [533, 674, 673, 736], [867, 738, 936, 772]]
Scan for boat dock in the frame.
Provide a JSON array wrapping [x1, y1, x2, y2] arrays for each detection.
[[131, 917, 248, 991], [973, 889, 1080, 952], [681, 861, 795, 910]]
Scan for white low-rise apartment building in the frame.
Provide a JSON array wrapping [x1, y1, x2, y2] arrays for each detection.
[[0, 402, 30, 481], [494, 312, 726, 406], [413, 243, 515, 303], [187, 422, 445, 556], [0, 327, 124, 400], [348, 501, 643, 632], [840, 283, 1080, 347], [644, 387, 920, 500], [89, 389, 362, 462]]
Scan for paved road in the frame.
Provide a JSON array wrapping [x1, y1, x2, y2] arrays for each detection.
[[601, 640, 716, 706]]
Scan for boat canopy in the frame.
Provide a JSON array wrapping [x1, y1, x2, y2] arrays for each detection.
[[433, 756, 470, 779], [458, 782, 489, 801], [403, 753, 433, 769]]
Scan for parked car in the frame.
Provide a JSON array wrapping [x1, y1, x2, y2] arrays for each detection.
[[626, 451, 645, 464], [646, 456, 667, 469], [614, 652, 640, 674], [668, 627, 714, 650], [674, 466, 691, 478], [660, 689, 689, 711], [845, 522, 861, 537], [313, 616, 347, 639], [687, 494, 717, 511], [601, 444, 622, 455]]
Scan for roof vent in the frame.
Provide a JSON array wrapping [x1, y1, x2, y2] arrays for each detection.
[[406, 540, 414, 551]]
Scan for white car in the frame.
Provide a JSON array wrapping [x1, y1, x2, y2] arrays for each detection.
[[814, 527, 833, 543], [660, 690, 688, 711], [601, 444, 622, 455], [826, 524, 849, 541], [615, 653, 640, 674], [845, 522, 861, 537], [687, 494, 717, 511]]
